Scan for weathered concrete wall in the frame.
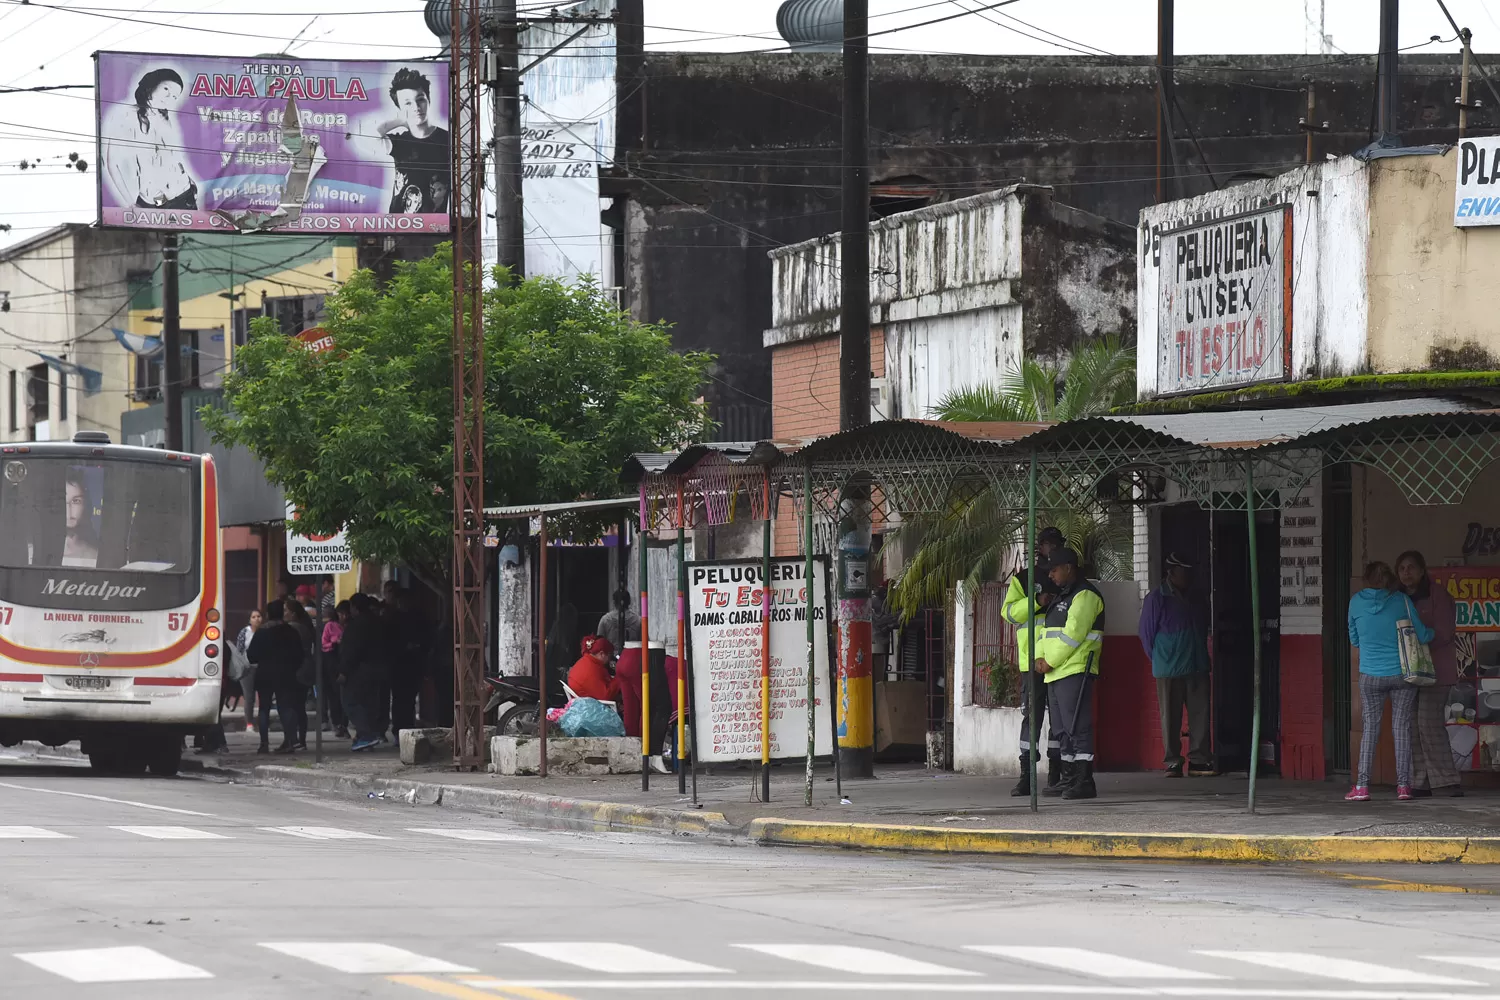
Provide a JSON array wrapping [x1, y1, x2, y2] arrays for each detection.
[[1366, 148, 1500, 372], [496, 544, 532, 676], [1136, 157, 1370, 398], [629, 51, 1482, 434]]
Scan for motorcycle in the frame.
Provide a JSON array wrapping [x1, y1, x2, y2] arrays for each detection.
[[483, 674, 569, 735]]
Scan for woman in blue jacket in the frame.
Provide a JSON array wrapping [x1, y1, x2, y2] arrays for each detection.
[[1347, 561, 1434, 801]]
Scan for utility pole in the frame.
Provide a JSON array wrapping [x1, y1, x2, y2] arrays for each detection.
[[490, 0, 524, 278], [1459, 27, 1473, 139], [1299, 82, 1330, 164], [838, 0, 874, 779], [1376, 0, 1400, 143], [1155, 0, 1177, 203], [161, 233, 182, 452]]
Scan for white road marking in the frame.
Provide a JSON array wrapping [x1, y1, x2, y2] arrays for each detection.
[[1198, 952, 1482, 987], [1426, 957, 1500, 972], [112, 825, 229, 840], [15, 946, 213, 983], [971, 946, 1223, 980], [407, 828, 538, 842], [502, 943, 727, 975], [459, 980, 1494, 998], [258, 826, 391, 840], [0, 780, 214, 817], [736, 944, 976, 976], [0, 826, 69, 839], [260, 942, 474, 974]]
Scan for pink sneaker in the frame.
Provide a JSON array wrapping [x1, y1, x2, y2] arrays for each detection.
[[1344, 786, 1370, 801], [1396, 785, 1413, 801]]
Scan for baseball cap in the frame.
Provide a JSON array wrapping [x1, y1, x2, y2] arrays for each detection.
[[1045, 547, 1080, 571], [1165, 551, 1195, 570], [1038, 526, 1065, 546]]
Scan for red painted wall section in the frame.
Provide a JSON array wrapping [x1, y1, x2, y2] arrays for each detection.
[[1279, 633, 1325, 780], [1094, 635, 1160, 771]]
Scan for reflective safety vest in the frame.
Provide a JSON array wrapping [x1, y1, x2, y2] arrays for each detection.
[[1037, 578, 1106, 684], [1002, 575, 1044, 671]]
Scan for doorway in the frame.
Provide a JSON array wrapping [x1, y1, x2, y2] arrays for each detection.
[[1211, 505, 1282, 774]]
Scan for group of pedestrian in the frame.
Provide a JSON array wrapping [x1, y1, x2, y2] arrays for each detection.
[[230, 576, 433, 754], [1347, 550, 1461, 802]]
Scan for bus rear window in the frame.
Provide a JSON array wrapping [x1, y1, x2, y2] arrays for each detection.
[[0, 457, 195, 574]]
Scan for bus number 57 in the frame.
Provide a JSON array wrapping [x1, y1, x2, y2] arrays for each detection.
[[167, 613, 189, 631], [0, 607, 11, 625]]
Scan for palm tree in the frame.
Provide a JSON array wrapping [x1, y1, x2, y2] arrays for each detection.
[[886, 337, 1136, 620]]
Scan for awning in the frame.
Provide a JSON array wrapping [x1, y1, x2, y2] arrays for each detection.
[[483, 496, 639, 520]]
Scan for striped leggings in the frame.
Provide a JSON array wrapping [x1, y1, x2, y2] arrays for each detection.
[[1358, 673, 1417, 789]]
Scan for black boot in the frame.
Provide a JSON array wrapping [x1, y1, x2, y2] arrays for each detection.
[[1043, 761, 1073, 797], [1010, 756, 1031, 797], [1062, 761, 1097, 800], [1046, 754, 1062, 791]]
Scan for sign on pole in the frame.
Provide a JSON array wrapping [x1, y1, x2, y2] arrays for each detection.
[[1156, 204, 1293, 394], [285, 501, 352, 575], [687, 557, 832, 764]]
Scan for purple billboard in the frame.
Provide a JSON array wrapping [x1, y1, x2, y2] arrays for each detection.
[[96, 52, 451, 234]]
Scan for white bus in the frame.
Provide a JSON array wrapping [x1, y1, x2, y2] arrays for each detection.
[[0, 432, 224, 775]]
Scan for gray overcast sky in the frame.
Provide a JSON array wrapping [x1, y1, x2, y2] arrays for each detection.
[[1, 0, 1496, 247]]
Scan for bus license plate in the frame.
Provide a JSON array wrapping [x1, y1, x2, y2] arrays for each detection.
[[64, 676, 110, 690]]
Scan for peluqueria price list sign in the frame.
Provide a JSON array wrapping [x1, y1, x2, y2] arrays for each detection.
[[687, 557, 832, 764]]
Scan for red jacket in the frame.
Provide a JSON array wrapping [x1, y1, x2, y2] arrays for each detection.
[[567, 655, 619, 702]]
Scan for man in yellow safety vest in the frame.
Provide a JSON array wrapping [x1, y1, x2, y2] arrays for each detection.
[[1003, 572, 1059, 796], [1035, 547, 1105, 800]]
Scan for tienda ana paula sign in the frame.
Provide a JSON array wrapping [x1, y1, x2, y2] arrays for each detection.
[[1155, 204, 1293, 395]]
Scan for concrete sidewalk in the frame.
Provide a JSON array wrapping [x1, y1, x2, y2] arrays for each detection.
[[182, 727, 1500, 863]]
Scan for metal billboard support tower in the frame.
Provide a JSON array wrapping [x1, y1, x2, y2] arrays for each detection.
[[451, 0, 488, 769]]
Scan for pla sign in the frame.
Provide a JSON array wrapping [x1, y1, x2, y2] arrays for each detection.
[[1454, 137, 1500, 227], [285, 501, 352, 575]]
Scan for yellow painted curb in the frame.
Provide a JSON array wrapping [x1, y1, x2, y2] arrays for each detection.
[[747, 818, 1500, 864]]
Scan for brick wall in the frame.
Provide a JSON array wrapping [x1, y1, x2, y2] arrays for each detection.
[[769, 328, 885, 558]]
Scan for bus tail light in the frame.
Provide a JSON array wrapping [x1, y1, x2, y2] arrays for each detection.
[[204, 625, 221, 641], [205, 608, 221, 623], [204, 644, 219, 659]]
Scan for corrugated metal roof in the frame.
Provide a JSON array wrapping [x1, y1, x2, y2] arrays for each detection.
[[621, 441, 781, 482], [484, 496, 638, 519], [1102, 397, 1478, 448]]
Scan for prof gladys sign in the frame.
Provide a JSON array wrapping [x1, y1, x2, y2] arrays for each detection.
[[96, 52, 450, 235], [1156, 205, 1293, 395], [1454, 137, 1500, 227]]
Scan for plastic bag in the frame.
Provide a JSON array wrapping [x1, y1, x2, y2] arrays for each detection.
[[558, 697, 626, 738]]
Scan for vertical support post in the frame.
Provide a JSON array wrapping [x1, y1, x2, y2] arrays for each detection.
[[491, 0, 524, 278], [162, 232, 182, 452], [1376, 0, 1400, 142], [537, 513, 548, 778], [639, 485, 651, 789], [1460, 28, 1473, 139], [761, 472, 773, 803], [804, 463, 817, 808], [314, 618, 324, 764], [450, 0, 488, 770], [1155, 0, 1175, 203], [1305, 83, 1316, 164], [676, 482, 687, 795], [1027, 449, 1040, 814], [1246, 461, 1262, 814]]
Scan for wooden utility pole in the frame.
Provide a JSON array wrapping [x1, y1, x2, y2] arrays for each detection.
[[1376, 0, 1400, 142], [1155, 0, 1176, 203], [1460, 27, 1473, 139]]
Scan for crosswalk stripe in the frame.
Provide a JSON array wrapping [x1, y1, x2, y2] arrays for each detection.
[[15, 946, 213, 983], [502, 943, 728, 974], [258, 826, 391, 841], [0, 826, 69, 839], [260, 942, 475, 974], [1425, 955, 1500, 973], [1197, 951, 1483, 986], [736, 944, 976, 977], [407, 828, 538, 843], [968, 947, 1223, 980], [112, 826, 229, 840]]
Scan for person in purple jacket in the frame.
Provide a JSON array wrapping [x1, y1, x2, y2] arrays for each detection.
[[1139, 552, 1216, 777]]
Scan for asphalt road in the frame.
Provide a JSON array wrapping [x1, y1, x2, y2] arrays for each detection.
[[3, 750, 1500, 1000]]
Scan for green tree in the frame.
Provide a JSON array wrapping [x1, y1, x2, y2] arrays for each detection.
[[204, 248, 713, 591], [887, 337, 1135, 619]]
